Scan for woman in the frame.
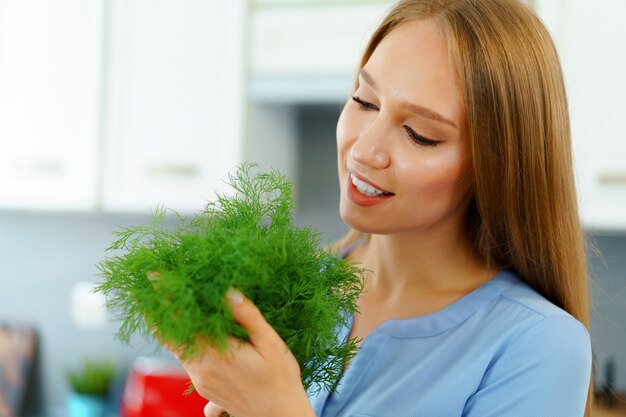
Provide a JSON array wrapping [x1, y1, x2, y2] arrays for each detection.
[[174, 0, 593, 416]]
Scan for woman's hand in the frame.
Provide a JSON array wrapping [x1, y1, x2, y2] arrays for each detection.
[[169, 289, 315, 417]]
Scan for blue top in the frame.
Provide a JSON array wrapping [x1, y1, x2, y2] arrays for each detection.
[[307, 265, 592, 417]]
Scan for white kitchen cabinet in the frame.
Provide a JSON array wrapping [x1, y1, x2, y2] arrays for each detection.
[[250, 1, 394, 78], [0, 0, 103, 211], [536, 0, 626, 230], [103, 0, 245, 214], [253, 0, 389, 5]]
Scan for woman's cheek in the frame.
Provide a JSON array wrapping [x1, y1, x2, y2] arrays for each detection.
[[336, 106, 354, 150], [338, 108, 373, 162], [414, 152, 472, 205]]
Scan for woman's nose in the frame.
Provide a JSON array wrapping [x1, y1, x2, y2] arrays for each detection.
[[350, 121, 391, 169]]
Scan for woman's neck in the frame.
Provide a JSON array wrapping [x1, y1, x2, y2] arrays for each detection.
[[352, 224, 496, 302]]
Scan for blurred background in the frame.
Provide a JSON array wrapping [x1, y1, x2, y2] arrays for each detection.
[[0, 0, 624, 416]]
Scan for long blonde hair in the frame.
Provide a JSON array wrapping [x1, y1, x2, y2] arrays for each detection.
[[333, 0, 593, 414]]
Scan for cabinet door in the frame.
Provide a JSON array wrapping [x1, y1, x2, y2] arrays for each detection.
[[103, 0, 244, 214], [250, 2, 394, 77], [0, 0, 102, 211], [536, 0, 626, 230]]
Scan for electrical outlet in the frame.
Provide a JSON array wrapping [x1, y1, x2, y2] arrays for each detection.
[[70, 282, 108, 329]]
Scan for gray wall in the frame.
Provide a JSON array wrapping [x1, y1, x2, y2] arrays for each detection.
[[293, 104, 349, 245], [0, 211, 172, 417], [588, 235, 626, 391]]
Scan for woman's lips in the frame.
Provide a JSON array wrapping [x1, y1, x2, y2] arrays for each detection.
[[350, 171, 393, 194], [346, 174, 395, 207]]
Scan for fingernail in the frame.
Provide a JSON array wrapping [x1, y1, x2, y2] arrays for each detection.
[[147, 271, 160, 281], [226, 288, 243, 306]]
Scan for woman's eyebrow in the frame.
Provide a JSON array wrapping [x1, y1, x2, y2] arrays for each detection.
[[359, 69, 458, 129]]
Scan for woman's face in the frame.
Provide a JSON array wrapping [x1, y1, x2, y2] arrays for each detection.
[[337, 19, 472, 236]]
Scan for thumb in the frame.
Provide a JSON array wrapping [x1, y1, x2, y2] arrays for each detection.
[[203, 401, 224, 417], [225, 288, 278, 349]]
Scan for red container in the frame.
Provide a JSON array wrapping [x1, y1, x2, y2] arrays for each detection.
[[120, 357, 208, 417]]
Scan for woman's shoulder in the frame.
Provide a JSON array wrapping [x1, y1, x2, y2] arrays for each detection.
[[481, 269, 591, 371], [492, 269, 587, 328], [461, 270, 592, 416]]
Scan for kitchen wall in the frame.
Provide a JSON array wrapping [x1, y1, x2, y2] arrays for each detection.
[[292, 105, 347, 244], [0, 211, 173, 416], [588, 234, 626, 391]]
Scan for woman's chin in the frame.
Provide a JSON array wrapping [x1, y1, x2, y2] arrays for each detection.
[[339, 204, 387, 235]]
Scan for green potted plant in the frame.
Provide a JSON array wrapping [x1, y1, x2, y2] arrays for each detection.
[[65, 359, 115, 417]]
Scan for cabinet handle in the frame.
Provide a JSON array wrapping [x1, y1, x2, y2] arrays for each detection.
[[13, 159, 65, 176], [145, 164, 200, 179], [598, 172, 626, 186]]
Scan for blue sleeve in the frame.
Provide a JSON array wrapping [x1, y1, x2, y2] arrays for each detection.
[[463, 315, 592, 417]]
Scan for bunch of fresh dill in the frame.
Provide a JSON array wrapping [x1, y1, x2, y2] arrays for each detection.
[[95, 163, 365, 397]]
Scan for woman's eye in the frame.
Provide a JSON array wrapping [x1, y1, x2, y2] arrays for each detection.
[[352, 96, 378, 111], [352, 95, 439, 147], [404, 126, 439, 147]]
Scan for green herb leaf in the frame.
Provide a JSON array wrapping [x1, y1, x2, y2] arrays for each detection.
[[94, 163, 366, 395]]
